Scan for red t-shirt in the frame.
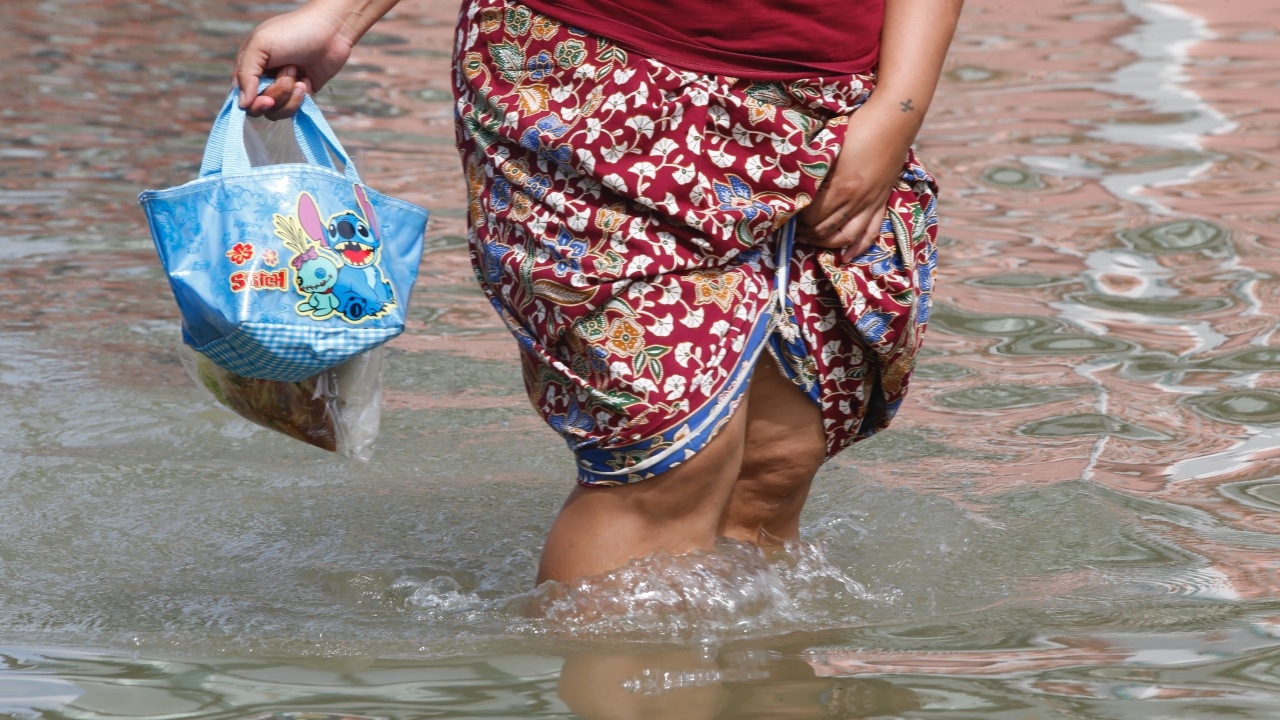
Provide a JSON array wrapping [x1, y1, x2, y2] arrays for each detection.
[[515, 0, 884, 81]]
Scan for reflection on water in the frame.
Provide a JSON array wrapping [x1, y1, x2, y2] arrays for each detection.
[[4, 0, 1280, 716]]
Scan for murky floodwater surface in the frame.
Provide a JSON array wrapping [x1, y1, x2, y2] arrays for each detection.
[[3, 0, 1280, 717]]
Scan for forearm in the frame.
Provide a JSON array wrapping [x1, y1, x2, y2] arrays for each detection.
[[306, 0, 403, 45], [861, 0, 964, 149]]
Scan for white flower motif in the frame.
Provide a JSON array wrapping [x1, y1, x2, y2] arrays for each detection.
[[821, 340, 842, 362], [660, 193, 680, 215], [572, 149, 596, 177], [849, 292, 868, 316], [552, 85, 574, 103], [798, 270, 819, 295], [652, 138, 679, 157], [603, 173, 628, 194], [847, 344, 864, 366], [775, 170, 800, 189], [689, 86, 709, 106], [626, 116, 656, 138], [731, 334, 746, 352], [584, 118, 603, 142], [731, 123, 755, 146], [667, 102, 684, 128], [627, 280, 652, 300], [626, 254, 654, 274], [630, 161, 657, 179], [633, 83, 650, 106], [708, 148, 735, 168], [659, 284, 682, 305], [610, 361, 632, 378], [672, 164, 696, 185], [613, 67, 636, 84], [652, 314, 674, 336], [686, 231, 713, 252], [674, 342, 699, 367], [656, 232, 677, 254], [663, 374, 687, 400], [694, 370, 717, 395], [689, 183, 705, 206], [770, 134, 797, 154], [602, 144, 629, 163], [578, 177, 603, 198], [745, 155, 767, 181], [633, 377, 658, 395], [707, 104, 729, 127], [681, 307, 705, 329], [568, 208, 590, 232], [710, 319, 731, 337], [686, 125, 703, 155], [544, 191, 566, 212], [604, 92, 629, 113]]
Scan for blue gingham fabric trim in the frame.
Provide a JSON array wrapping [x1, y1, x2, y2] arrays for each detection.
[[189, 323, 401, 382]]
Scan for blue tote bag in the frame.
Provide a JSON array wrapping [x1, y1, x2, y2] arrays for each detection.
[[139, 82, 429, 382]]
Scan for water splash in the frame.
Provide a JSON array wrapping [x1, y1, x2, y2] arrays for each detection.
[[511, 539, 876, 641]]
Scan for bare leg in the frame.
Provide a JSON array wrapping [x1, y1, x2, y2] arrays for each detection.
[[718, 353, 827, 544], [536, 353, 827, 583], [537, 394, 750, 584]]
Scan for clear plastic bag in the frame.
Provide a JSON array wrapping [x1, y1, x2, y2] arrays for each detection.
[[180, 344, 384, 460]]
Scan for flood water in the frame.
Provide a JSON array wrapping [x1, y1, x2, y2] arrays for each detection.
[[3, 0, 1280, 717]]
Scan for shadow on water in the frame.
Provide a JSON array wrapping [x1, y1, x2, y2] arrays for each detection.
[[4, 0, 1280, 716]]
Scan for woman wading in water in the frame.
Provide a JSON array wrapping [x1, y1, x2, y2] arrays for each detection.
[[236, 0, 962, 585]]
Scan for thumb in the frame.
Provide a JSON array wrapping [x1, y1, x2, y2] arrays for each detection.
[[235, 47, 269, 108]]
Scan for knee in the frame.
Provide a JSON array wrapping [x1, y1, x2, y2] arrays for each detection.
[[734, 462, 816, 514], [613, 463, 735, 524], [723, 435, 826, 541], [737, 434, 826, 503]]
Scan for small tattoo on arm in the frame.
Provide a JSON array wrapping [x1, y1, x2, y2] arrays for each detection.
[[900, 99, 915, 113]]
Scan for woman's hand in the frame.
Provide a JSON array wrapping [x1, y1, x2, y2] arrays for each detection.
[[795, 99, 911, 263], [235, 0, 401, 119], [797, 0, 964, 262]]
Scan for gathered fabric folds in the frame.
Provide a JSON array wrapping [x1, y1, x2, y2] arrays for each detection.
[[452, 0, 939, 485]]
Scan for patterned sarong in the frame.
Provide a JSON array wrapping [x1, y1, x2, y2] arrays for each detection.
[[452, 0, 939, 485]]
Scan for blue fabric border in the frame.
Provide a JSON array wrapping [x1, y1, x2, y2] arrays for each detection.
[[574, 296, 776, 485]]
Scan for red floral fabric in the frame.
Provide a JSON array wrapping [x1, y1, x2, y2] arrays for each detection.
[[452, 0, 939, 485]]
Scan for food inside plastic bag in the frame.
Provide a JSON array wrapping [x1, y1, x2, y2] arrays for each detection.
[[180, 345, 384, 460]]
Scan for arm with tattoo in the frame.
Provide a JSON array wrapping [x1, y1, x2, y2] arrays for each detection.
[[796, 0, 964, 260]]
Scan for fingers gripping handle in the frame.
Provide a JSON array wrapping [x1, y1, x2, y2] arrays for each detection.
[[199, 79, 362, 183]]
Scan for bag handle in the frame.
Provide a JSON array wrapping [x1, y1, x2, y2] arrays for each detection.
[[199, 78, 362, 183]]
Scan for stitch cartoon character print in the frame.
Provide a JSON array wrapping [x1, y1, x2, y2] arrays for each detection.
[[272, 184, 397, 324]]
